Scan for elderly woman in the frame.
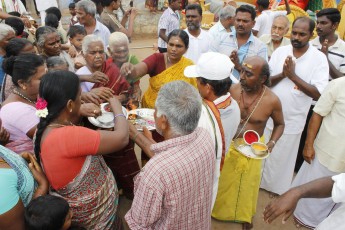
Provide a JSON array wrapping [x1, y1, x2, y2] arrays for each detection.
[[0, 148, 48, 230], [46, 56, 69, 71], [35, 26, 75, 72], [77, 34, 131, 103], [0, 24, 16, 89], [0, 53, 46, 154], [121, 29, 197, 109], [108, 32, 141, 103], [34, 70, 128, 229], [1, 38, 36, 103], [78, 34, 140, 199]]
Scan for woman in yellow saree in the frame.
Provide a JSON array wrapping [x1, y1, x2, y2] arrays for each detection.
[[120, 29, 197, 109]]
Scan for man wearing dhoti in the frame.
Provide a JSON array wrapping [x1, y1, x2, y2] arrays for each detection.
[[290, 77, 345, 228], [212, 56, 284, 229], [260, 17, 329, 197]]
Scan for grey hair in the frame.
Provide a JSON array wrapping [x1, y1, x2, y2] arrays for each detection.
[[77, 0, 97, 17], [108, 32, 129, 52], [47, 56, 69, 71], [82, 34, 104, 54], [220, 5, 236, 20], [155, 81, 202, 136], [0, 24, 15, 41], [274, 15, 290, 29], [35, 26, 58, 47]]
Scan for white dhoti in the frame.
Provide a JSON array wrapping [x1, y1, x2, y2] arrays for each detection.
[[292, 154, 339, 229], [260, 128, 301, 195]]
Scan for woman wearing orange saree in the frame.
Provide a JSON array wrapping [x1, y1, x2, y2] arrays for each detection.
[[34, 70, 128, 229]]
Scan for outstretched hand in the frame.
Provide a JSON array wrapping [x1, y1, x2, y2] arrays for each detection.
[[263, 188, 300, 224]]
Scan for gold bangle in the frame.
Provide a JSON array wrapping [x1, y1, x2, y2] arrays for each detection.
[[132, 132, 140, 142]]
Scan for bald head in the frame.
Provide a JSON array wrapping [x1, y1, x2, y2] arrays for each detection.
[[292, 17, 315, 34], [244, 56, 270, 86]]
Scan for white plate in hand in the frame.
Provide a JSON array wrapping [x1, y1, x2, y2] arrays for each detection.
[[88, 103, 128, 129], [128, 108, 156, 131]]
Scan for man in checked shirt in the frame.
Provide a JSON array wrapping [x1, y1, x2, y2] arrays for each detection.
[[125, 81, 216, 229]]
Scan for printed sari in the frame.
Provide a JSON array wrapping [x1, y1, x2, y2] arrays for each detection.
[[0, 145, 35, 206], [50, 155, 122, 230], [92, 58, 131, 96], [142, 56, 197, 109]]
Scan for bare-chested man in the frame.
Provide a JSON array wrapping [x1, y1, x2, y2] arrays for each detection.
[[211, 56, 284, 230]]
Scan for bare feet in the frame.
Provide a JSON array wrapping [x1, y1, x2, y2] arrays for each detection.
[[269, 192, 279, 199], [293, 216, 301, 228], [242, 222, 253, 230]]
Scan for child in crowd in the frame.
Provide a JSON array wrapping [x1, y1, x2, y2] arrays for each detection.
[[4, 17, 28, 38], [69, 3, 78, 25], [69, 25, 87, 70], [25, 195, 73, 230]]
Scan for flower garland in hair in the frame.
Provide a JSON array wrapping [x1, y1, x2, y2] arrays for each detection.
[[35, 98, 48, 118]]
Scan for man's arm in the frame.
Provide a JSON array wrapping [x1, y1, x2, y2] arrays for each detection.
[[267, 95, 285, 152], [159, 29, 168, 43], [270, 73, 285, 86], [119, 8, 137, 39], [283, 56, 321, 100], [263, 176, 334, 224], [303, 113, 322, 163], [285, 0, 291, 15], [328, 59, 344, 79], [129, 122, 156, 158]]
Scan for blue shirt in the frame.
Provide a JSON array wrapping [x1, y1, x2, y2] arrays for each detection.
[[211, 30, 268, 79]]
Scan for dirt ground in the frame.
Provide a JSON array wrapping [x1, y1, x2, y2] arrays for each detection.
[[118, 38, 307, 230]]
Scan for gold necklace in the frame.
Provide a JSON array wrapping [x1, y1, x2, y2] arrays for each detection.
[[13, 89, 36, 104], [47, 122, 73, 128], [0, 160, 8, 164]]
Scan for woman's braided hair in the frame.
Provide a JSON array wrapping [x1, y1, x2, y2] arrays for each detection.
[[34, 70, 80, 162]]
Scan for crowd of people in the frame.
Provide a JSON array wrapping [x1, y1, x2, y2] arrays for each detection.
[[0, 0, 345, 229]]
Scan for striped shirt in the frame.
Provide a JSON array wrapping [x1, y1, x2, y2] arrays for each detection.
[[125, 127, 215, 230], [211, 31, 268, 79], [311, 36, 345, 78], [157, 7, 180, 49]]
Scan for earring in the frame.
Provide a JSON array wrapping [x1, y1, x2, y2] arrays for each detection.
[[70, 109, 72, 113], [23, 86, 27, 90]]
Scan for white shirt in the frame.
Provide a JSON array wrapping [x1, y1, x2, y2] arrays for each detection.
[[266, 45, 329, 134], [76, 66, 95, 92], [316, 174, 345, 230], [208, 21, 232, 41], [310, 36, 345, 78], [184, 29, 213, 64], [0, 0, 26, 14], [198, 102, 223, 209], [313, 78, 345, 173], [213, 93, 240, 151], [253, 10, 287, 37], [157, 7, 180, 49], [76, 20, 110, 47], [34, 0, 57, 12]]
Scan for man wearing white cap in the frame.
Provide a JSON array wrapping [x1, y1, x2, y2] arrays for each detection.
[[185, 52, 240, 152], [185, 52, 240, 208]]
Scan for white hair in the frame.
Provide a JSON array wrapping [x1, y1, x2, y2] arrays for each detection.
[[108, 32, 129, 52], [155, 81, 202, 136], [35, 26, 58, 47], [274, 15, 290, 29], [77, 0, 96, 17], [82, 34, 104, 54], [219, 5, 236, 20], [0, 24, 15, 41]]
